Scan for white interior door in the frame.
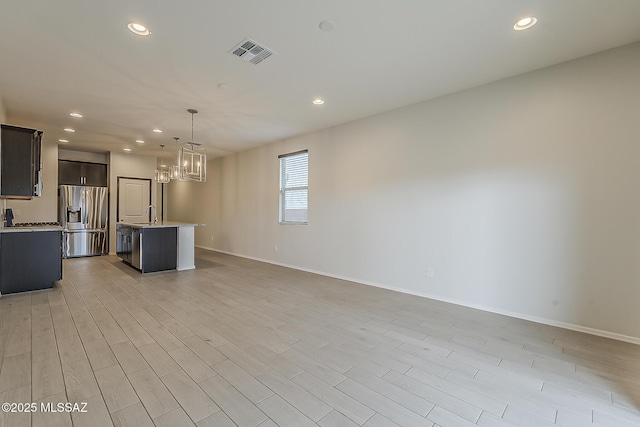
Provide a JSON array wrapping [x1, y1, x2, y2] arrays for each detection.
[[118, 178, 151, 223]]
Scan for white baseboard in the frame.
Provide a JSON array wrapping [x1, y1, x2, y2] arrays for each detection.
[[195, 245, 640, 345]]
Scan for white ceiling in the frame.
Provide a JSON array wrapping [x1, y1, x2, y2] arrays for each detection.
[[1, 0, 640, 161]]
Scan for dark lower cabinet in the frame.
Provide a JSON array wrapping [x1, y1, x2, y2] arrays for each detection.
[[0, 230, 63, 294], [142, 228, 177, 273], [116, 224, 177, 273]]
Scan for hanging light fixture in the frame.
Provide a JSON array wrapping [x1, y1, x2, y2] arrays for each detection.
[[169, 137, 180, 180], [154, 144, 170, 183], [178, 108, 207, 182]]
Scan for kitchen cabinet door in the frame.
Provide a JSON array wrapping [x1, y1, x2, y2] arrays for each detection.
[[1, 124, 39, 198], [83, 162, 108, 186], [58, 160, 83, 185], [0, 230, 62, 294], [142, 227, 177, 273]]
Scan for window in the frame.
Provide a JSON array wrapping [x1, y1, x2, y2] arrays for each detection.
[[279, 150, 308, 224]]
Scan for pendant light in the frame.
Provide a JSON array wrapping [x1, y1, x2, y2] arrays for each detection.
[[169, 137, 180, 180], [154, 144, 170, 183], [178, 108, 207, 182]]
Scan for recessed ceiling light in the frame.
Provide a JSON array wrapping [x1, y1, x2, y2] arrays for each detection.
[[58, 139, 69, 143], [136, 139, 145, 144], [127, 22, 150, 36], [514, 16, 537, 31], [123, 148, 132, 152], [218, 83, 228, 89], [69, 112, 83, 118], [319, 20, 336, 32], [152, 129, 162, 133], [312, 98, 325, 105], [63, 128, 75, 133]]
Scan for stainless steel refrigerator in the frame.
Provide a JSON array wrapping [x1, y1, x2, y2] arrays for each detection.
[[59, 185, 108, 258]]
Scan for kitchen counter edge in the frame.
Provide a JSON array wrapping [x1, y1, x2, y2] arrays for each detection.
[[117, 221, 205, 229], [1, 226, 63, 233]]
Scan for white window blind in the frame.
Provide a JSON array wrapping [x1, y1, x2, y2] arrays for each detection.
[[279, 150, 308, 224]]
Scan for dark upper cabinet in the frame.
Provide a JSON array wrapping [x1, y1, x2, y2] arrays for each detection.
[[58, 160, 82, 184], [0, 124, 42, 198], [58, 160, 107, 187], [83, 162, 108, 186]]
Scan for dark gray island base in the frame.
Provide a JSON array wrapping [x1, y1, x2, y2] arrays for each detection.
[[117, 224, 177, 273], [0, 227, 63, 295], [116, 221, 201, 274]]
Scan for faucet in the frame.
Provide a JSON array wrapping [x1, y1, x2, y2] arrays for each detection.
[[146, 205, 158, 223]]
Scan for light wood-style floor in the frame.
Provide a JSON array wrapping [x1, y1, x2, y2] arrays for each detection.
[[1, 249, 639, 427]]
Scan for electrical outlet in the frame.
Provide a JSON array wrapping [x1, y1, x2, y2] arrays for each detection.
[[426, 267, 434, 278], [274, 245, 278, 253], [211, 235, 214, 241]]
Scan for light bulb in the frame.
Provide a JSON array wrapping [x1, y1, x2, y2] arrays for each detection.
[[514, 16, 537, 31], [127, 22, 150, 36]]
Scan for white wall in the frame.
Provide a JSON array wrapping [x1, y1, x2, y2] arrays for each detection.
[[169, 42, 640, 342], [0, 93, 6, 123], [108, 151, 157, 253], [167, 179, 197, 223]]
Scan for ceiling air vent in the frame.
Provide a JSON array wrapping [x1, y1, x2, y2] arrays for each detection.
[[229, 38, 275, 65]]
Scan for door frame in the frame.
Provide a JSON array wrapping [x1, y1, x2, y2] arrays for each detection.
[[116, 176, 152, 223]]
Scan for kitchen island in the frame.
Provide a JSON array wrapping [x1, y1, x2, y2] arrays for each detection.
[[116, 221, 203, 274]]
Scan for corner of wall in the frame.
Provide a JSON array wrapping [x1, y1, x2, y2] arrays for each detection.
[[0, 93, 7, 123]]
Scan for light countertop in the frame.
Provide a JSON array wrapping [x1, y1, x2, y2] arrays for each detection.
[[1, 226, 63, 233], [117, 221, 204, 229]]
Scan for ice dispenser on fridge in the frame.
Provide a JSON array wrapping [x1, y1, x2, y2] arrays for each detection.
[[66, 206, 82, 229]]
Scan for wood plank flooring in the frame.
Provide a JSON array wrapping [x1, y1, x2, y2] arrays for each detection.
[[1, 248, 639, 426]]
